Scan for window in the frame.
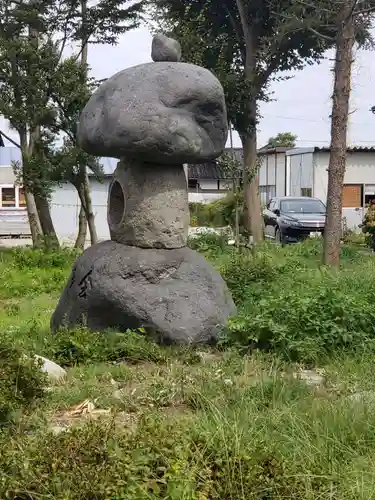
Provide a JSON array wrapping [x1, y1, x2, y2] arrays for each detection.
[[18, 188, 26, 207], [301, 188, 312, 197], [280, 199, 326, 214], [364, 185, 375, 206], [188, 179, 199, 191], [1, 187, 16, 207], [342, 184, 362, 208]]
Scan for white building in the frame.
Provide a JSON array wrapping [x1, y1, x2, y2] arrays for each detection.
[[0, 146, 117, 241], [285, 147, 375, 229], [1, 145, 375, 240]]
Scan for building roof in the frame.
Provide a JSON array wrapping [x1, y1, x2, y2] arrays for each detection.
[[258, 146, 292, 154], [314, 146, 375, 152], [188, 163, 229, 180]]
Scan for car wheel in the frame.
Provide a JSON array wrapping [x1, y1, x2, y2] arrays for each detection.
[[275, 227, 283, 245]]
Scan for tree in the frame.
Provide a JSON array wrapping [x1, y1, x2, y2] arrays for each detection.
[[0, 0, 62, 247], [50, 0, 145, 248], [323, 0, 375, 266], [216, 149, 243, 248], [267, 132, 297, 148], [153, 0, 341, 244], [0, 0, 144, 248], [49, 56, 101, 247]]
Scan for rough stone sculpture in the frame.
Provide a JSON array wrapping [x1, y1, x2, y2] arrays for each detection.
[[51, 35, 236, 345], [151, 33, 181, 62], [77, 62, 227, 163], [108, 159, 189, 248], [51, 241, 235, 344]]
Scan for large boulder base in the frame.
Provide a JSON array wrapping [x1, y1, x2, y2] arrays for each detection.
[[51, 241, 236, 345], [77, 62, 228, 164]]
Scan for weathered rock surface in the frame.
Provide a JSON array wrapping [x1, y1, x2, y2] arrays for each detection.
[[77, 62, 228, 163], [51, 241, 236, 345], [35, 355, 67, 382], [108, 159, 189, 248], [151, 34, 181, 62]]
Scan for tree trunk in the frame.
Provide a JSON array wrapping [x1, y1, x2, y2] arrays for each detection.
[[235, 0, 264, 244], [72, 0, 96, 248], [241, 127, 263, 243], [83, 170, 98, 245], [24, 5, 44, 248], [19, 133, 43, 247], [75, 204, 87, 249], [323, 4, 355, 267], [75, 169, 98, 246], [34, 193, 60, 249], [81, 0, 88, 67], [24, 189, 43, 247]]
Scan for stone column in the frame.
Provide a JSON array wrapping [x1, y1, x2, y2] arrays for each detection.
[[107, 158, 189, 249]]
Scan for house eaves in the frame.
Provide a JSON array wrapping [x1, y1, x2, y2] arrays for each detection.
[[314, 146, 375, 153]]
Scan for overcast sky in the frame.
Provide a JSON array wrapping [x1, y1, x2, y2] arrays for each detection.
[[1, 25, 374, 150]]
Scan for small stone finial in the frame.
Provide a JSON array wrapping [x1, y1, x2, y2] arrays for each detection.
[[151, 34, 181, 62]]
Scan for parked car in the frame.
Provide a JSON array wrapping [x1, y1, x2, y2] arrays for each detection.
[[263, 196, 326, 244]]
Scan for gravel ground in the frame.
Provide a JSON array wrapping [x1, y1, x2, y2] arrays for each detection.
[[0, 238, 96, 249], [0, 238, 33, 248]]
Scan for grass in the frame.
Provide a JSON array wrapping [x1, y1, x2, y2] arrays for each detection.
[[2, 239, 375, 497]]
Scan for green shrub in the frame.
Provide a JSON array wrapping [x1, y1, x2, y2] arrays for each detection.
[[219, 249, 282, 304], [0, 247, 80, 299], [362, 203, 375, 250], [1, 376, 374, 499], [189, 192, 247, 234], [7, 246, 80, 270], [50, 328, 167, 366], [0, 334, 47, 425], [222, 267, 375, 363], [187, 232, 229, 260], [189, 202, 212, 226]]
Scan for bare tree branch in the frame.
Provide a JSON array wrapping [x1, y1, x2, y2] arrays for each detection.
[[308, 26, 335, 41], [223, 2, 246, 63]]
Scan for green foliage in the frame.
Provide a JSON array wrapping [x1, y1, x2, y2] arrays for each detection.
[[0, 0, 144, 204], [210, 192, 247, 232], [0, 246, 79, 299], [63, 0, 145, 47], [189, 202, 212, 226], [3, 243, 375, 497], [216, 151, 242, 179], [187, 232, 229, 260], [4, 371, 375, 498], [153, 0, 337, 135], [189, 192, 246, 232], [0, 332, 47, 425], [219, 249, 282, 304], [50, 328, 167, 367], [5, 246, 80, 270], [362, 203, 375, 250], [217, 240, 375, 363], [267, 132, 297, 148]]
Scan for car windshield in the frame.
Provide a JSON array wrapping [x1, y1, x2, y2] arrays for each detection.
[[280, 199, 326, 214]]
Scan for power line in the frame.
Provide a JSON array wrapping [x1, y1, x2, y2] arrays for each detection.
[[261, 112, 374, 126]]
